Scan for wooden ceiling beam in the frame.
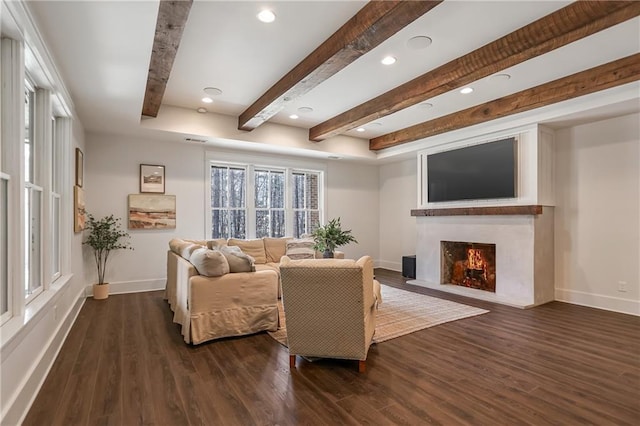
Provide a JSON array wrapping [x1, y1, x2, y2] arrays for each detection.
[[369, 54, 640, 150], [237, 1, 442, 132], [310, 1, 640, 141], [142, 0, 193, 118]]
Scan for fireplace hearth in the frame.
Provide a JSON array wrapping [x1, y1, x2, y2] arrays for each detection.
[[441, 241, 496, 292]]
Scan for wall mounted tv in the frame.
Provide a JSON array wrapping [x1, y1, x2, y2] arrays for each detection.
[[427, 137, 517, 203]]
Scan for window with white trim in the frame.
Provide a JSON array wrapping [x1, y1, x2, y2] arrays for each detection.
[[208, 160, 324, 239], [255, 168, 285, 238], [210, 165, 247, 239], [1, 33, 72, 325], [24, 81, 44, 301]]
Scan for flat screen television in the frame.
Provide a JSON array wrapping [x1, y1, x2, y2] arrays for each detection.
[[427, 137, 517, 203]]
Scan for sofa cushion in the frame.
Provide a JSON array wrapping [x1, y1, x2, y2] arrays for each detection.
[[263, 237, 290, 263], [182, 243, 204, 261], [169, 238, 190, 255], [190, 248, 230, 277], [228, 238, 267, 264], [207, 238, 228, 249], [184, 239, 209, 246], [220, 245, 256, 273], [285, 238, 315, 260]]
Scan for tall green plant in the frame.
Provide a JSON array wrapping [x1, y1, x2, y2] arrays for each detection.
[[83, 214, 132, 285], [311, 217, 357, 256]]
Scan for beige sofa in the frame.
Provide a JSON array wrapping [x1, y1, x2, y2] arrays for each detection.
[[165, 237, 343, 344], [279, 255, 381, 372]]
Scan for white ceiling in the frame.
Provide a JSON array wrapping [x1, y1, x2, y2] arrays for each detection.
[[26, 0, 640, 157]]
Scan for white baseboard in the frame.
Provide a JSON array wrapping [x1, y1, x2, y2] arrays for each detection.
[[3, 288, 85, 426], [376, 260, 402, 272], [555, 288, 640, 316], [84, 278, 166, 297]]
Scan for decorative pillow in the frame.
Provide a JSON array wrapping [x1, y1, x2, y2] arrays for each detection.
[[190, 248, 230, 277], [220, 246, 256, 273], [285, 238, 315, 260], [207, 238, 228, 250], [263, 237, 290, 263], [228, 238, 267, 264]]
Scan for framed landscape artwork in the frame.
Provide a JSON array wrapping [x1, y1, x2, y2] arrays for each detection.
[[128, 194, 176, 229], [74, 185, 85, 232], [140, 164, 165, 193]]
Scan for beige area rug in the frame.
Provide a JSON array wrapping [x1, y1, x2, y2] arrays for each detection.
[[268, 284, 489, 346]]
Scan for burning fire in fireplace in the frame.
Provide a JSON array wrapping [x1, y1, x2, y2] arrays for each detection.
[[441, 241, 496, 292]]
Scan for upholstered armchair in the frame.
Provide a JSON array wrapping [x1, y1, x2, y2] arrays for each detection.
[[279, 255, 381, 372]]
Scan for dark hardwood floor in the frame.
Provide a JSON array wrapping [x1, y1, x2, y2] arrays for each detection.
[[24, 269, 640, 425]]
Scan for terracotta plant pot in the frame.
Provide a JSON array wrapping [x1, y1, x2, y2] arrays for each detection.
[[93, 283, 110, 300]]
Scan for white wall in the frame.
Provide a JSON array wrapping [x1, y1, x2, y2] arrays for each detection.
[[554, 113, 639, 315], [84, 133, 380, 292], [378, 158, 417, 271], [326, 162, 379, 261]]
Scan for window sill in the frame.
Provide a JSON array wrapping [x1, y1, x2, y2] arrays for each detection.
[[0, 273, 74, 356]]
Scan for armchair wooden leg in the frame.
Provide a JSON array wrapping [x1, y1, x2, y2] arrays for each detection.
[[358, 360, 366, 373], [289, 355, 296, 369]]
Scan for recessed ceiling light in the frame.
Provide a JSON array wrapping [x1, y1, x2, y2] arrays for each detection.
[[407, 36, 432, 50], [289, 114, 299, 119], [381, 56, 396, 65], [419, 102, 433, 109], [356, 127, 365, 132], [257, 9, 276, 23], [203, 87, 222, 96], [297, 107, 314, 113], [328, 155, 341, 160], [197, 107, 207, 113], [370, 122, 382, 127], [460, 87, 474, 94], [202, 97, 213, 103], [490, 73, 511, 82]]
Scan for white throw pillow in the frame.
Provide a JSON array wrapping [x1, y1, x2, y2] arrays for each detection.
[[190, 248, 230, 277], [219, 245, 256, 273]]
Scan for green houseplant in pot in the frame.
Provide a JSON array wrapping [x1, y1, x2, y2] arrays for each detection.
[[84, 213, 132, 300], [311, 217, 358, 258]]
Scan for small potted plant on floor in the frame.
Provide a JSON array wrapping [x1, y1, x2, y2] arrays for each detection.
[[311, 217, 358, 258], [84, 213, 132, 299]]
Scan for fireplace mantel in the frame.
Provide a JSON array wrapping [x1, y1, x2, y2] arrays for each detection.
[[411, 205, 543, 217]]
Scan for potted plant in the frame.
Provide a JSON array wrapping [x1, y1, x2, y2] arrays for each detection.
[[83, 213, 132, 299], [311, 217, 358, 258]]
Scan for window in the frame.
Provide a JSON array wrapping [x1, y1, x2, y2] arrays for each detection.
[[208, 160, 324, 239], [211, 165, 246, 239], [292, 171, 320, 238], [24, 83, 44, 301], [0, 173, 9, 321], [255, 169, 285, 238], [50, 117, 61, 281]]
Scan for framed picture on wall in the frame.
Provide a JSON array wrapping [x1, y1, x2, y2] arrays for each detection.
[[74, 185, 86, 232], [75, 148, 84, 187], [140, 164, 165, 193], [128, 194, 176, 229]]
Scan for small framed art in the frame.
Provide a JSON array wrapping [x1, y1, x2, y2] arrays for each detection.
[[75, 148, 84, 187], [140, 164, 165, 193]]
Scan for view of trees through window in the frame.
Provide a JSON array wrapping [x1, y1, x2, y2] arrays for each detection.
[[210, 163, 322, 239], [293, 172, 320, 238], [211, 165, 246, 239], [255, 169, 285, 238]]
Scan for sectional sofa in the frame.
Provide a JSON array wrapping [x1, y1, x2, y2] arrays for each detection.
[[165, 237, 343, 344]]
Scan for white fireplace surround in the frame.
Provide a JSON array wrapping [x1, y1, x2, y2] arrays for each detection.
[[408, 124, 556, 308], [409, 210, 554, 308]]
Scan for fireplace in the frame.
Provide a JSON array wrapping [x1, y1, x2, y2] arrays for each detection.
[[441, 241, 496, 292]]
